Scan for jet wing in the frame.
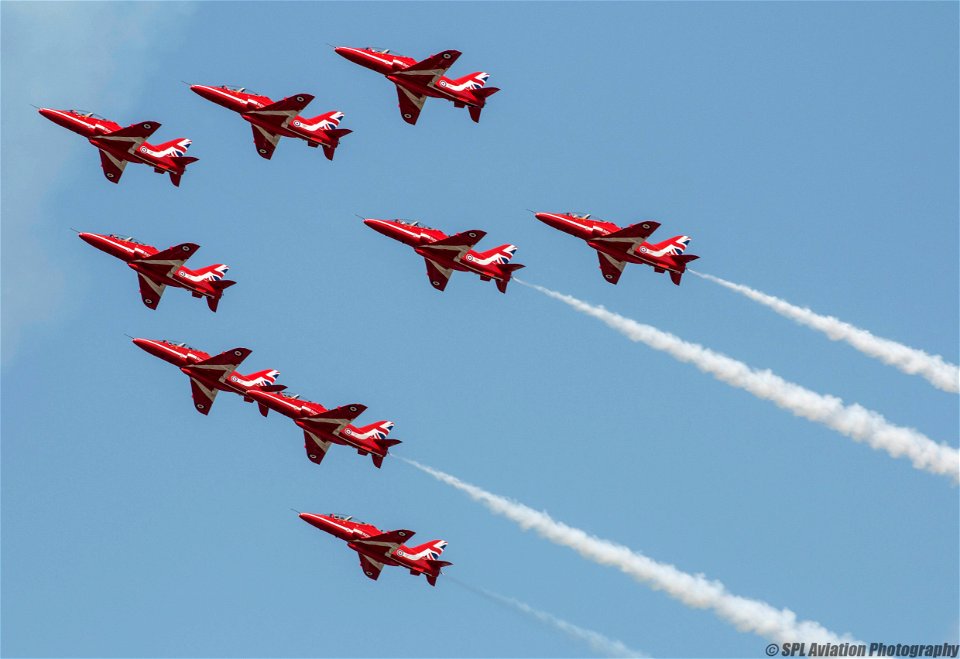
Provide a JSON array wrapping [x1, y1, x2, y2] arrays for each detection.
[[137, 273, 166, 309], [354, 529, 415, 553], [597, 252, 627, 285], [590, 221, 661, 252], [98, 149, 127, 183], [418, 230, 487, 261], [357, 554, 384, 581], [132, 243, 199, 279], [181, 347, 252, 384], [96, 121, 161, 152], [303, 430, 332, 465], [189, 377, 220, 415], [395, 86, 426, 125], [251, 124, 281, 159], [245, 93, 314, 129], [423, 258, 453, 291], [394, 50, 462, 88], [300, 403, 368, 436]]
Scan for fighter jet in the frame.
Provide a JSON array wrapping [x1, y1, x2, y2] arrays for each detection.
[[132, 338, 281, 415], [79, 232, 235, 312], [299, 512, 452, 586], [245, 389, 400, 469], [534, 212, 699, 285], [189, 85, 351, 160], [334, 47, 498, 125], [364, 218, 524, 293], [38, 108, 197, 186]]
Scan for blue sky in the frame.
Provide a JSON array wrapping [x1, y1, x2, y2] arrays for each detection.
[[2, 2, 957, 657]]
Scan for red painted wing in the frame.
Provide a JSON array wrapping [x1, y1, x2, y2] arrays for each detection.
[[300, 403, 367, 436], [423, 258, 453, 291], [246, 93, 314, 127], [189, 377, 219, 415], [98, 149, 127, 183], [591, 221, 661, 251], [355, 529, 416, 549], [251, 125, 280, 159], [136, 274, 166, 309], [303, 430, 332, 465], [395, 85, 426, 125], [132, 243, 199, 279], [418, 230, 487, 260], [357, 554, 384, 581], [394, 50, 462, 87], [181, 347, 252, 385], [597, 251, 626, 285]]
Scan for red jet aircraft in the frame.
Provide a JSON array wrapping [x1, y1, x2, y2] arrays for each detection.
[[364, 218, 524, 293], [79, 233, 235, 312], [38, 108, 197, 186], [334, 47, 499, 125], [189, 85, 351, 160], [534, 212, 699, 285], [245, 389, 400, 469], [132, 338, 282, 415], [299, 512, 451, 586]]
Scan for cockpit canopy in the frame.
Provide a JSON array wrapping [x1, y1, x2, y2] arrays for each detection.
[[107, 234, 145, 244], [281, 392, 302, 400], [222, 84, 260, 95], [330, 513, 367, 524], [365, 47, 390, 54], [161, 340, 197, 350], [565, 212, 592, 220], [394, 218, 435, 230], [71, 110, 106, 120]]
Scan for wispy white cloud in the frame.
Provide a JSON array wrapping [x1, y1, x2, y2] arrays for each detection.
[[407, 459, 858, 646], [691, 272, 959, 394], [519, 282, 959, 481], [1, 2, 195, 366]]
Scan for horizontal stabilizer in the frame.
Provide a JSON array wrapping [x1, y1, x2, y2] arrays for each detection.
[[324, 128, 352, 140], [473, 87, 500, 99], [674, 254, 699, 266]]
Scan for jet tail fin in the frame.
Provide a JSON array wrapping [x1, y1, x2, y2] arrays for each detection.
[[205, 280, 236, 312], [168, 156, 198, 187], [319, 128, 352, 161], [370, 438, 402, 468], [495, 263, 525, 293], [424, 559, 453, 586], [669, 254, 699, 286], [468, 87, 499, 122]]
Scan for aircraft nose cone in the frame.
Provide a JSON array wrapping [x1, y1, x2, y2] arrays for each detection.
[[77, 231, 98, 246], [131, 337, 153, 352], [299, 513, 329, 531], [534, 212, 551, 223]]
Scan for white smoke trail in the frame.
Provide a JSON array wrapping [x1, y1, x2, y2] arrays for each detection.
[[691, 272, 959, 394], [406, 459, 858, 646], [518, 282, 959, 481], [450, 579, 645, 658]]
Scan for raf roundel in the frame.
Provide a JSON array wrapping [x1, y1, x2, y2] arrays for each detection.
[[296, 96, 304, 102], [143, 123, 152, 129], [293, 120, 301, 127]]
